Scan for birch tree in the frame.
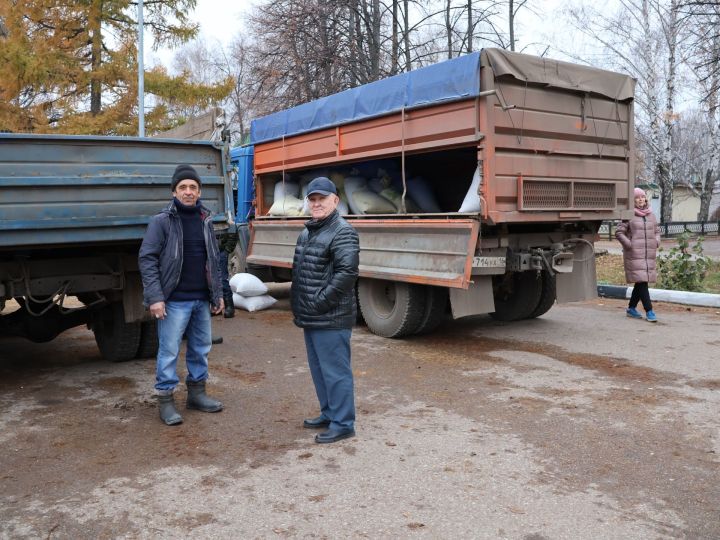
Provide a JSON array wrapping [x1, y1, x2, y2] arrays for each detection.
[[567, 0, 686, 223], [684, 1, 720, 221]]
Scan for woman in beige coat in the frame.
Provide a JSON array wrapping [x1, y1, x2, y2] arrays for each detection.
[[615, 187, 660, 322]]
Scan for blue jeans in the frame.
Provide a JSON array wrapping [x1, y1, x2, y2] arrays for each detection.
[[155, 300, 212, 394], [303, 328, 355, 430]]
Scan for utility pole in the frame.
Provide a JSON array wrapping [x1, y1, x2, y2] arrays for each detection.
[[138, 0, 145, 137]]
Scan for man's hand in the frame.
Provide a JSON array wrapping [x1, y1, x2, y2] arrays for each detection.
[[211, 298, 224, 316], [149, 301, 166, 320]]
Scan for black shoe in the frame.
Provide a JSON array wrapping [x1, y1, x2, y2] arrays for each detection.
[[223, 294, 235, 318], [303, 415, 331, 429], [212, 335, 223, 345], [315, 427, 355, 444]]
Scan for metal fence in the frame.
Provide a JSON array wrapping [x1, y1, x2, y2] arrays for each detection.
[[599, 220, 720, 240]]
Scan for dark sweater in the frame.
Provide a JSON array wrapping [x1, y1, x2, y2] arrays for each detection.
[[168, 198, 209, 302]]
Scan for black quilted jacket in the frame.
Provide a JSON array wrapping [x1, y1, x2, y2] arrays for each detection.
[[291, 211, 359, 329]]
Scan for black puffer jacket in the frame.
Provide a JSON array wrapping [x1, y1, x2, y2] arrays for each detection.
[[291, 211, 359, 329]]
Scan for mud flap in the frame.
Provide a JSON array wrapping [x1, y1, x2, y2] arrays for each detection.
[[556, 241, 597, 303], [449, 276, 495, 318], [122, 272, 147, 323]]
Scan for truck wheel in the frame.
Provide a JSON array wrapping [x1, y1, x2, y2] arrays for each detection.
[[490, 271, 543, 322], [413, 286, 448, 335], [526, 271, 556, 319], [358, 278, 426, 338], [355, 286, 365, 325], [135, 320, 159, 359], [93, 303, 142, 362]]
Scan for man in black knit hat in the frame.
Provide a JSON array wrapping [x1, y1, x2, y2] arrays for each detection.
[[139, 164, 225, 426]]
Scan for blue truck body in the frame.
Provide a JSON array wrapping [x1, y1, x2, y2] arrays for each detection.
[[0, 133, 233, 360], [0, 134, 232, 248], [229, 145, 254, 224]]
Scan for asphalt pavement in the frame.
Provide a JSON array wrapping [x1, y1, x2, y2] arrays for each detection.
[[1, 297, 718, 539]]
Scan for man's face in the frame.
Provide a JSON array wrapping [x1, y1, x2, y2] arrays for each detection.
[[174, 179, 201, 206], [307, 193, 339, 220]]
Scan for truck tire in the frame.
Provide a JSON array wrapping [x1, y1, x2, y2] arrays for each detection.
[[355, 286, 365, 325], [526, 271, 556, 319], [358, 278, 426, 338], [489, 271, 543, 322], [413, 286, 448, 335], [93, 303, 142, 362], [135, 320, 159, 359]]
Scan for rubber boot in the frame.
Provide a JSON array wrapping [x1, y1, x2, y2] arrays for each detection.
[[186, 380, 223, 412], [223, 293, 235, 318], [158, 394, 183, 426]]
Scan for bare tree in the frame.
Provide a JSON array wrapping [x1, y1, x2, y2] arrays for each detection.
[[506, 0, 532, 51], [681, 1, 720, 220], [567, 0, 687, 223]]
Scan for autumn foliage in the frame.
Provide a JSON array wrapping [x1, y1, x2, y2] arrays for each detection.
[[0, 0, 233, 135]]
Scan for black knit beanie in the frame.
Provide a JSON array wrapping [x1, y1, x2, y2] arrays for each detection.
[[171, 164, 202, 191]]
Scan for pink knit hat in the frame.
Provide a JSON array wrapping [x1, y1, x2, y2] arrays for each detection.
[[634, 187, 646, 198]]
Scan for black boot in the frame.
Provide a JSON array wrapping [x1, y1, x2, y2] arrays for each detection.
[[186, 380, 223, 412], [158, 394, 183, 426], [223, 293, 235, 318]]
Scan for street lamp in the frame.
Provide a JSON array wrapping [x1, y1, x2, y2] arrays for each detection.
[[138, 0, 145, 137]]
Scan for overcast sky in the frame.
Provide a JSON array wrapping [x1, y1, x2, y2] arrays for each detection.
[[147, 0, 253, 67], [147, 0, 579, 69]]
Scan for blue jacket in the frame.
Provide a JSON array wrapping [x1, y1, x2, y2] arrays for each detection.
[[291, 211, 359, 329], [139, 200, 223, 309]]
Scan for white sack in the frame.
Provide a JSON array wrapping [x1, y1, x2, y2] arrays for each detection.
[[368, 177, 387, 193], [379, 188, 422, 213], [458, 166, 482, 213], [343, 176, 367, 199], [229, 273, 268, 296], [274, 180, 300, 200], [268, 195, 304, 216], [350, 189, 397, 214], [233, 293, 277, 312]]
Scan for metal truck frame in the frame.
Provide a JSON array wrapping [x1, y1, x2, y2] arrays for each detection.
[[245, 48, 636, 337], [0, 134, 233, 360]]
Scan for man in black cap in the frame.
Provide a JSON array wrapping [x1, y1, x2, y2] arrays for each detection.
[[291, 177, 360, 443], [139, 164, 225, 426]]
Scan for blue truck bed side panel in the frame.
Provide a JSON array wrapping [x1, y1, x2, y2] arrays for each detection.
[[250, 52, 481, 144], [0, 134, 230, 248]]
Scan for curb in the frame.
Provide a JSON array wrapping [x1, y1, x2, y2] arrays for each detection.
[[597, 285, 720, 308]]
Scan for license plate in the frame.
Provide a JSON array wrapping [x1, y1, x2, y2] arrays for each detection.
[[472, 256, 506, 268]]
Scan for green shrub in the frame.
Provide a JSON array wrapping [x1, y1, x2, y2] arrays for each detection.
[[657, 233, 710, 292]]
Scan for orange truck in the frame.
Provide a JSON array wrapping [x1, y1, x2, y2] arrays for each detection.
[[244, 48, 635, 337]]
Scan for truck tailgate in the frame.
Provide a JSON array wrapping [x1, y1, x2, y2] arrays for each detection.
[[248, 218, 480, 288]]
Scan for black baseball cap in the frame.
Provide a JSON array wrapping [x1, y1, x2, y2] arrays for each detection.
[[306, 177, 337, 197]]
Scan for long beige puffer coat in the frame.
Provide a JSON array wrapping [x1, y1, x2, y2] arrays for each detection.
[[615, 213, 661, 283]]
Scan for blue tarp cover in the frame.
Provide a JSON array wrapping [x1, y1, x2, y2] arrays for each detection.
[[250, 52, 482, 144]]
